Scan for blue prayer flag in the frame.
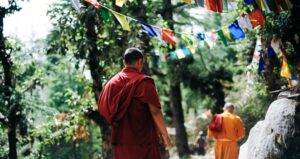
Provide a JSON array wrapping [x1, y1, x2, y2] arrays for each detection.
[[169, 51, 177, 59], [267, 46, 276, 57], [182, 48, 191, 57], [258, 56, 265, 74], [228, 20, 246, 40], [196, 33, 205, 40], [244, 0, 256, 5], [139, 21, 157, 37]]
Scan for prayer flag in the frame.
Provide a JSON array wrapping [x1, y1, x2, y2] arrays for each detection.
[[162, 29, 177, 46], [152, 27, 166, 45], [228, 20, 246, 40], [100, 8, 110, 22], [111, 11, 131, 31], [221, 26, 233, 41], [223, 0, 228, 12], [196, 33, 205, 40], [71, 0, 81, 13], [258, 56, 265, 74], [183, 0, 194, 4], [205, 32, 218, 48], [84, 0, 100, 9], [181, 33, 193, 46], [271, 37, 282, 53], [170, 48, 191, 59], [139, 21, 157, 37], [116, 0, 127, 7], [280, 51, 291, 79], [237, 15, 253, 30], [244, 0, 256, 5], [205, 0, 223, 13], [217, 30, 228, 46], [197, 0, 205, 7], [249, 9, 265, 28], [255, 0, 267, 12], [169, 51, 177, 59], [267, 46, 276, 57]]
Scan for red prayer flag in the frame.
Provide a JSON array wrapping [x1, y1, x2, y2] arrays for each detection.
[[162, 29, 177, 46], [205, 0, 223, 13], [249, 9, 265, 28]]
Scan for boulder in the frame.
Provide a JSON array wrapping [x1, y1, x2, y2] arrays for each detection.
[[239, 97, 299, 159]]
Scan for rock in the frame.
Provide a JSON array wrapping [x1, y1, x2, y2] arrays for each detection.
[[239, 98, 298, 159]]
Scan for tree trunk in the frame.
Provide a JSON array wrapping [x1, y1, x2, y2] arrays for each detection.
[[84, 10, 112, 159], [0, 8, 17, 159], [161, 0, 190, 157], [170, 82, 190, 157]]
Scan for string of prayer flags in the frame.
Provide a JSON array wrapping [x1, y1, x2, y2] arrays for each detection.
[[248, 9, 265, 28], [139, 21, 157, 37], [84, 0, 100, 9], [237, 15, 253, 31], [228, 20, 246, 40], [162, 29, 177, 46], [111, 10, 131, 31], [116, 0, 127, 7], [71, 0, 81, 13], [183, 0, 194, 4], [170, 48, 191, 59], [205, 0, 223, 13], [100, 7, 110, 22], [280, 52, 292, 79]]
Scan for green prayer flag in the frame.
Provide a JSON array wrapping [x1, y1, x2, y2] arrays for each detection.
[[100, 8, 110, 22], [223, 0, 228, 12], [217, 30, 228, 46]]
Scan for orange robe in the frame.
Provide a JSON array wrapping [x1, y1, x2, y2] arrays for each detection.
[[208, 111, 245, 159]]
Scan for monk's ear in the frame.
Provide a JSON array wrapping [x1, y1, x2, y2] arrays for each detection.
[[123, 59, 126, 66]]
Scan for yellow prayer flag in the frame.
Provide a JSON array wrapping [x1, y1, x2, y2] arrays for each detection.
[[280, 57, 291, 79], [255, 0, 267, 12], [116, 0, 127, 7], [221, 26, 233, 41], [183, 0, 193, 4], [111, 11, 131, 31]]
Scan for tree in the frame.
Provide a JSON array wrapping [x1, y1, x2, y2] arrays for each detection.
[[0, 1, 24, 158]]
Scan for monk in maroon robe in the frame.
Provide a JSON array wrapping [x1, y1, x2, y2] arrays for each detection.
[[98, 48, 171, 159]]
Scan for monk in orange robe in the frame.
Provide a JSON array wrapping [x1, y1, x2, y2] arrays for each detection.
[[98, 48, 171, 159], [208, 103, 245, 159]]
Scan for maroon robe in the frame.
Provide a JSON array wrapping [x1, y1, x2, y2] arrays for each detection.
[[98, 67, 162, 159]]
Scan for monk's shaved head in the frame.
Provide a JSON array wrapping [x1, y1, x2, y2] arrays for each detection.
[[123, 48, 144, 65]]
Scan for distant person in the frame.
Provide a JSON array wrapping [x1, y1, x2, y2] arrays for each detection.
[[194, 131, 206, 155], [98, 48, 171, 159], [207, 103, 245, 159]]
